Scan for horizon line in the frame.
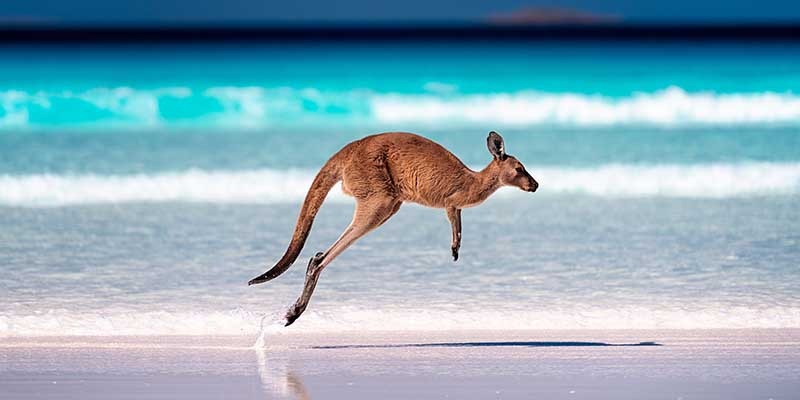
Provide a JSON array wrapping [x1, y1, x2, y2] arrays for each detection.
[[1, 22, 799, 42]]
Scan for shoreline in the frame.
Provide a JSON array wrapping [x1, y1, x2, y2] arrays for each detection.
[[3, 327, 799, 347]]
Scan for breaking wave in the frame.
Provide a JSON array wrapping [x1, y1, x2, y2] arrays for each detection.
[[2, 86, 800, 129], [1, 163, 798, 206], [2, 304, 798, 337], [372, 86, 800, 126]]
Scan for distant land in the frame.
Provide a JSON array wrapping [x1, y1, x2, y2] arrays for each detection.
[[487, 7, 622, 25]]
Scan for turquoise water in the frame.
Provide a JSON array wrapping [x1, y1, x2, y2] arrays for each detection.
[[2, 42, 800, 133], [2, 42, 800, 175], [1, 41, 798, 335]]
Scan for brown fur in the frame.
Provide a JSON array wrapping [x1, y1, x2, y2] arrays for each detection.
[[248, 131, 538, 326]]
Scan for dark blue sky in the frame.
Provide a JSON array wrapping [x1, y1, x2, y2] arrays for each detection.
[[2, 0, 799, 24]]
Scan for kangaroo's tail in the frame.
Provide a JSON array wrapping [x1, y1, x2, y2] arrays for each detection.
[[248, 153, 344, 286]]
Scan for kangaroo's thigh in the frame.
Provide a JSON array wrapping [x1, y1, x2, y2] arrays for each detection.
[[341, 157, 398, 199]]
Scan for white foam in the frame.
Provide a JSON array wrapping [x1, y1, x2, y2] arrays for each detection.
[[371, 86, 800, 126], [0, 309, 265, 337], [2, 305, 798, 337], [1, 163, 798, 206], [0, 169, 346, 206], [529, 163, 800, 198]]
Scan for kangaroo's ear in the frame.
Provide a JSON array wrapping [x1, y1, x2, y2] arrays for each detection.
[[487, 131, 506, 160]]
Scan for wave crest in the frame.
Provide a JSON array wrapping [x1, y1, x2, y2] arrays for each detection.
[[372, 86, 800, 126], [0, 169, 338, 206], [1, 163, 798, 206], [2, 86, 800, 128]]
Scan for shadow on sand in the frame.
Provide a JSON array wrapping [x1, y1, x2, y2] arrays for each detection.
[[312, 341, 661, 349], [255, 340, 660, 398]]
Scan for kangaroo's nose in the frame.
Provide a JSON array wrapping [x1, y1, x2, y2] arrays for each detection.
[[529, 181, 539, 192]]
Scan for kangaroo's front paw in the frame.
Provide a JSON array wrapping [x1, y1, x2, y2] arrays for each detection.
[[451, 246, 459, 261]]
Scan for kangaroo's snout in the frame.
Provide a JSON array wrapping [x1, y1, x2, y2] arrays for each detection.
[[523, 178, 538, 192]]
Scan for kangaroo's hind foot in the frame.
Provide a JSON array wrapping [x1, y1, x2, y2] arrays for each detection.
[[284, 252, 326, 326]]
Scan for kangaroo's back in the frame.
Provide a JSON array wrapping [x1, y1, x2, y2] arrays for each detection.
[[345, 132, 473, 207]]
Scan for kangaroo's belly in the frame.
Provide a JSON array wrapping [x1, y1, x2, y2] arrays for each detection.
[[400, 191, 446, 208]]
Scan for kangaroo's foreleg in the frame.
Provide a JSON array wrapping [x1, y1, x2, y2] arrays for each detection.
[[446, 207, 462, 261], [284, 197, 402, 326]]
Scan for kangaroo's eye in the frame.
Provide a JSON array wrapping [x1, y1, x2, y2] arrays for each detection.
[[515, 167, 524, 174]]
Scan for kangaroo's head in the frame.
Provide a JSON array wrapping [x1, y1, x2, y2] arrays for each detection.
[[487, 131, 538, 193]]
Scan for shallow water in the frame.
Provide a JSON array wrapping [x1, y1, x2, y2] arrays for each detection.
[[2, 196, 798, 335]]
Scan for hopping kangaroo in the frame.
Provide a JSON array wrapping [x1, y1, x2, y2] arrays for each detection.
[[249, 131, 538, 326]]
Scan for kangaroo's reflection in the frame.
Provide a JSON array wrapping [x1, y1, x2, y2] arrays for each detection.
[[284, 371, 311, 400], [254, 334, 310, 400]]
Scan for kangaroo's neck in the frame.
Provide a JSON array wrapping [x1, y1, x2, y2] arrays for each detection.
[[460, 162, 502, 207]]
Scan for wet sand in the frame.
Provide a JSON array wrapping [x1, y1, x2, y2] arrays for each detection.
[[2, 329, 799, 399]]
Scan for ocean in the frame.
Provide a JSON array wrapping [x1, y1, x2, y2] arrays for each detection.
[[1, 40, 799, 336]]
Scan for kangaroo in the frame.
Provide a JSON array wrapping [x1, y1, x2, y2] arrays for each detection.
[[248, 131, 538, 326]]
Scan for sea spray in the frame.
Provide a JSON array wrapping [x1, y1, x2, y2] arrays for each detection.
[[254, 326, 292, 398], [253, 313, 290, 350]]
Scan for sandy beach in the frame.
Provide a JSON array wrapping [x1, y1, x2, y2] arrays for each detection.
[[2, 329, 798, 399]]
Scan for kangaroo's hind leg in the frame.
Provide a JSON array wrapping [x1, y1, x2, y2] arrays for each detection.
[[284, 196, 401, 326]]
